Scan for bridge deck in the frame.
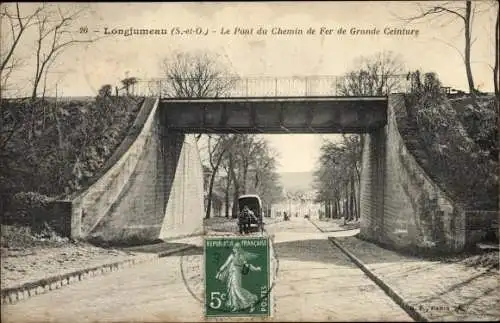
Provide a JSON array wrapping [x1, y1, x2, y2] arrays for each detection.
[[160, 96, 388, 134]]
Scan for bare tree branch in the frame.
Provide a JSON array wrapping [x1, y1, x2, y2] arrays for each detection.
[[30, 4, 101, 99], [402, 3, 465, 23], [161, 51, 238, 98], [338, 51, 406, 95], [398, 1, 484, 107], [1, 3, 44, 73], [430, 37, 466, 62]]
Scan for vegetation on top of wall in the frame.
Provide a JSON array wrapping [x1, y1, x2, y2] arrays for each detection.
[[0, 94, 145, 224], [403, 71, 498, 210]]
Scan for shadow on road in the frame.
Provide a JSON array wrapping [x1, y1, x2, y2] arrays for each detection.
[[203, 217, 237, 232], [120, 242, 195, 254], [334, 236, 422, 265], [180, 246, 204, 256], [338, 235, 500, 268], [273, 238, 358, 268]]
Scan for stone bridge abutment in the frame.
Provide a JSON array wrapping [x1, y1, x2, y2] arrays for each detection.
[[359, 94, 466, 252], [67, 98, 204, 245]]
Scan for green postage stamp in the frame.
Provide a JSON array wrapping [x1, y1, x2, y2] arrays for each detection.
[[204, 236, 271, 317]]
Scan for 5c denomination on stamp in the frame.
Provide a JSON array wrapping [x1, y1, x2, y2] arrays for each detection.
[[204, 236, 271, 317]]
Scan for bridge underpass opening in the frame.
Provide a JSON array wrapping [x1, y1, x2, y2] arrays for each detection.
[[81, 91, 390, 246], [159, 96, 388, 233]]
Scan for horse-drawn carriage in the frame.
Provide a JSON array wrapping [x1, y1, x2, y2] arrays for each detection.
[[237, 194, 264, 233]]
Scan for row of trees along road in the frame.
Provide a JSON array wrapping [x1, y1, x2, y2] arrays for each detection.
[[314, 135, 362, 222], [159, 51, 283, 219], [313, 51, 404, 223]]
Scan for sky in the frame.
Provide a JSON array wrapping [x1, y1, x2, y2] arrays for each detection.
[[2, 1, 497, 173], [262, 134, 342, 173], [198, 134, 342, 173]]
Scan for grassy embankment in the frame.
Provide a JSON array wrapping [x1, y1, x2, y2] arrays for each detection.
[[1, 95, 144, 248]]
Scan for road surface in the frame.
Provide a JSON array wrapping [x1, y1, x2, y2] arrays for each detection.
[[2, 218, 412, 322]]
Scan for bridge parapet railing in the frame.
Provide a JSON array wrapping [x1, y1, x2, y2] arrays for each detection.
[[130, 75, 411, 98]]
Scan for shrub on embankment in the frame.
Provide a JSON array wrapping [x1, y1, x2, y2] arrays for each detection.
[[0, 95, 145, 226], [402, 72, 498, 210]]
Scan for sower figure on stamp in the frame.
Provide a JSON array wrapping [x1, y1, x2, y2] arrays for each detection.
[[215, 242, 261, 312]]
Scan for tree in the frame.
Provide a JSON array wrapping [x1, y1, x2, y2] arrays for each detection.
[[1, 3, 44, 98], [204, 134, 235, 219], [120, 77, 138, 96], [247, 142, 283, 209], [30, 4, 99, 99], [161, 51, 237, 143], [161, 51, 237, 98], [495, 4, 499, 101], [330, 51, 403, 221], [338, 51, 406, 96], [97, 84, 112, 98], [161, 51, 239, 218], [400, 1, 498, 107], [222, 135, 282, 218], [314, 135, 362, 222]]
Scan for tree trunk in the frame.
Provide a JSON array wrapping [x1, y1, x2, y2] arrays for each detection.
[[205, 151, 226, 219], [242, 160, 248, 194], [354, 186, 359, 221], [332, 197, 338, 218], [337, 198, 341, 219], [52, 103, 65, 160], [495, 4, 499, 102], [350, 175, 356, 221], [464, 1, 478, 107], [231, 191, 239, 219], [229, 154, 240, 218], [205, 174, 216, 219], [224, 176, 231, 218], [356, 171, 361, 221], [344, 182, 350, 221], [31, 65, 45, 100]]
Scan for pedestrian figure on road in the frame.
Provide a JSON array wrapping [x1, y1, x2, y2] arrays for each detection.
[[238, 205, 251, 234]]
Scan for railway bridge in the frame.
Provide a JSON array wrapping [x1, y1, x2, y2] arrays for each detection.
[[65, 76, 466, 252]]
